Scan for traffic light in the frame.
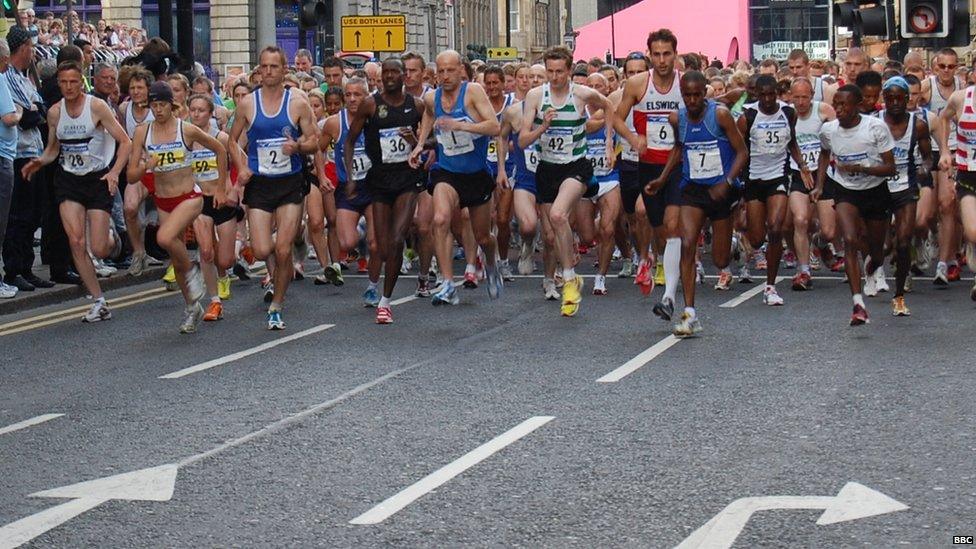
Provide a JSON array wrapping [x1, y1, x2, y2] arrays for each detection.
[[900, 0, 949, 38], [833, 1, 896, 41], [300, 0, 328, 27], [1, 0, 12, 12]]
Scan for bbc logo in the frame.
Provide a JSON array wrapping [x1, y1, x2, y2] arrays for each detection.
[[954, 536, 975, 545]]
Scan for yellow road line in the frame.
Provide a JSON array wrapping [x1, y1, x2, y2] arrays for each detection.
[[0, 287, 172, 335]]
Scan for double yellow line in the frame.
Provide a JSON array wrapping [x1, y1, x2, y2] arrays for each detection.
[[0, 287, 176, 336]]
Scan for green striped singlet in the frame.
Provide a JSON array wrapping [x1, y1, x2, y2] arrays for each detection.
[[534, 83, 587, 164]]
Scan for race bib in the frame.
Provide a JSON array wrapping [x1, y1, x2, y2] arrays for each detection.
[[646, 114, 675, 150], [149, 142, 187, 173], [256, 137, 290, 175], [587, 138, 612, 177], [619, 139, 639, 162], [524, 145, 539, 174], [797, 140, 820, 171], [379, 127, 411, 163], [61, 142, 90, 174], [350, 145, 372, 181], [540, 127, 574, 163], [437, 128, 475, 157], [486, 140, 498, 163], [888, 146, 910, 191], [754, 125, 788, 155], [687, 142, 723, 180], [190, 150, 219, 182]]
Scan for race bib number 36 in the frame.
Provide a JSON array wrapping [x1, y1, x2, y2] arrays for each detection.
[[256, 137, 290, 175], [379, 127, 410, 164]]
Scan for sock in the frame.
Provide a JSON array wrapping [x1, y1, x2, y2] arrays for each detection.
[[95, 296, 106, 304], [800, 264, 811, 274], [684, 306, 696, 318], [379, 296, 391, 308], [563, 267, 576, 280], [938, 260, 947, 270], [664, 237, 681, 302], [269, 302, 282, 312], [949, 259, 958, 267], [465, 263, 476, 274], [367, 280, 378, 291], [766, 284, 775, 292], [211, 296, 220, 303], [853, 293, 865, 308], [594, 274, 606, 288]]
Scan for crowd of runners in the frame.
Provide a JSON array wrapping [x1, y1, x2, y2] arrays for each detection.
[[29, 27, 976, 336]]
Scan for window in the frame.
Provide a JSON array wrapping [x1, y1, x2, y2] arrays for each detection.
[[509, 0, 520, 33], [534, 2, 548, 47]]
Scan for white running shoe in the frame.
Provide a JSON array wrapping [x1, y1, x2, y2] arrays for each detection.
[[0, 281, 17, 299], [518, 241, 534, 275], [179, 301, 204, 334], [542, 278, 560, 300], [82, 300, 112, 322], [762, 285, 784, 306], [186, 264, 205, 303], [863, 268, 878, 297], [874, 267, 889, 293]]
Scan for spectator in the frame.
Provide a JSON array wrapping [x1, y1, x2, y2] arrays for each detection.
[[46, 20, 66, 47], [2, 27, 52, 291], [26, 10, 39, 45], [91, 63, 119, 107], [0, 39, 21, 298], [96, 20, 109, 45], [321, 56, 344, 90], [363, 61, 380, 92], [294, 48, 313, 74]]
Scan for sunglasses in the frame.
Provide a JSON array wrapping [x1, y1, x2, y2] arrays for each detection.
[[937, 64, 958, 70]]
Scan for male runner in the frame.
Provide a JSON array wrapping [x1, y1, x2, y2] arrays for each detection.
[[413, 50, 502, 306], [228, 46, 321, 330], [520, 45, 615, 317], [786, 49, 837, 104], [484, 65, 518, 281], [22, 61, 132, 322], [816, 85, 896, 325], [344, 58, 426, 323], [906, 73, 941, 276], [402, 51, 437, 297], [646, 71, 748, 336], [119, 67, 157, 275]]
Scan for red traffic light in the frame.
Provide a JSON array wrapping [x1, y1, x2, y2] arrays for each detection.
[[908, 4, 939, 33]]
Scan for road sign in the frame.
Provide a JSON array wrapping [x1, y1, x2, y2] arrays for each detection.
[[487, 47, 519, 61], [340, 15, 407, 52]]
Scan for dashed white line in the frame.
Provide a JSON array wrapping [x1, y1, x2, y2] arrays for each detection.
[[159, 324, 335, 379], [390, 295, 418, 306], [596, 335, 681, 383], [0, 414, 64, 437], [349, 416, 555, 525], [720, 277, 785, 308]]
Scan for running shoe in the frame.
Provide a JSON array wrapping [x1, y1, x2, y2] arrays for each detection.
[[762, 286, 784, 306], [267, 309, 285, 330], [791, 271, 812, 291], [783, 250, 797, 269], [672, 311, 703, 338], [179, 301, 205, 334], [914, 238, 931, 271], [262, 276, 275, 303], [462, 271, 478, 289], [905, 272, 913, 293], [93, 258, 117, 278], [357, 257, 368, 273], [863, 269, 878, 297], [553, 271, 564, 288], [653, 263, 666, 286], [850, 304, 869, 326], [400, 251, 414, 274], [187, 265, 205, 304], [293, 261, 305, 281], [809, 252, 822, 271], [542, 278, 560, 301], [217, 276, 232, 300], [416, 276, 432, 298], [82, 300, 112, 323], [934, 263, 949, 287], [324, 263, 344, 286], [829, 256, 846, 272], [498, 261, 516, 282], [634, 261, 653, 296], [653, 297, 675, 321], [738, 265, 753, 284], [162, 264, 178, 291], [715, 270, 733, 291], [947, 263, 962, 282], [233, 261, 251, 281], [560, 275, 583, 317], [593, 274, 607, 295], [362, 286, 379, 307], [485, 267, 503, 300], [0, 281, 17, 299], [203, 301, 224, 321], [874, 267, 889, 293], [376, 306, 393, 324], [891, 296, 911, 317], [127, 251, 148, 276], [617, 258, 634, 278], [432, 280, 459, 306], [577, 242, 589, 255], [518, 241, 534, 275], [313, 274, 331, 285], [754, 251, 767, 271]]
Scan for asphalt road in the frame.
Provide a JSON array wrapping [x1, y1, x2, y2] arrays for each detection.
[[0, 255, 974, 548]]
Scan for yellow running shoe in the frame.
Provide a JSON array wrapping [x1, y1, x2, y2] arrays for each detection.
[[217, 276, 232, 300], [653, 263, 665, 286], [162, 264, 178, 291], [560, 275, 583, 317], [891, 296, 911, 316]]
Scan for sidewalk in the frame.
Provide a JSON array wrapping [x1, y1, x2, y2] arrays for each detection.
[[0, 263, 167, 316]]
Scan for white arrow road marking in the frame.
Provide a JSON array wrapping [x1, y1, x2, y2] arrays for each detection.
[[350, 416, 555, 525], [0, 414, 64, 437], [676, 482, 909, 549], [0, 465, 178, 549], [596, 335, 681, 383], [719, 277, 785, 308], [159, 323, 335, 379]]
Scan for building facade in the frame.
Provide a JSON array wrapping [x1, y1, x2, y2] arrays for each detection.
[[496, 0, 566, 61], [750, 0, 830, 60]]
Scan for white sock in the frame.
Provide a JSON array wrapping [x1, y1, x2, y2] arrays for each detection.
[[684, 306, 696, 318], [211, 296, 221, 303], [95, 296, 106, 304], [664, 237, 681, 302], [938, 261, 947, 270], [379, 296, 391, 308], [594, 274, 606, 288], [563, 267, 576, 280], [367, 280, 378, 291], [853, 293, 865, 308], [765, 284, 775, 292], [465, 263, 476, 274]]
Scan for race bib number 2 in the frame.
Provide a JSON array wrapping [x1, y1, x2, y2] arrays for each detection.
[[256, 137, 290, 175]]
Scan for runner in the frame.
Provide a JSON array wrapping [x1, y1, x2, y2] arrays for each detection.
[[646, 71, 747, 336], [484, 65, 517, 282], [228, 46, 322, 330], [520, 45, 615, 317], [188, 93, 242, 322], [879, 77, 931, 315], [21, 60, 132, 323], [127, 81, 228, 333], [786, 49, 837, 104], [787, 77, 835, 291], [119, 66, 157, 276], [305, 88, 343, 287], [905, 73, 940, 279], [414, 49, 502, 306], [737, 74, 809, 305], [402, 51, 437, 298], [816, 85, 896, 326], [344, 58, 427, 323]]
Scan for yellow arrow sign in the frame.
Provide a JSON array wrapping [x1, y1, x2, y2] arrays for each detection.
[[487, 47, 519, 61], [341, 15, 407, 52]]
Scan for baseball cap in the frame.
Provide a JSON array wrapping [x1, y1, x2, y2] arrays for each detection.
[[6, 27, 32, 53], [148, 81, 175, 104]]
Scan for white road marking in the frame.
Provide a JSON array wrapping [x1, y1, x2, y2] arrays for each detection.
[[596, 336, 681, 383], [391, 295, 417, 306], [719, 277, 785, 308], [159, 324, 335, 379], [350, 416, 555, 525], [0, 414, 64, 437]]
